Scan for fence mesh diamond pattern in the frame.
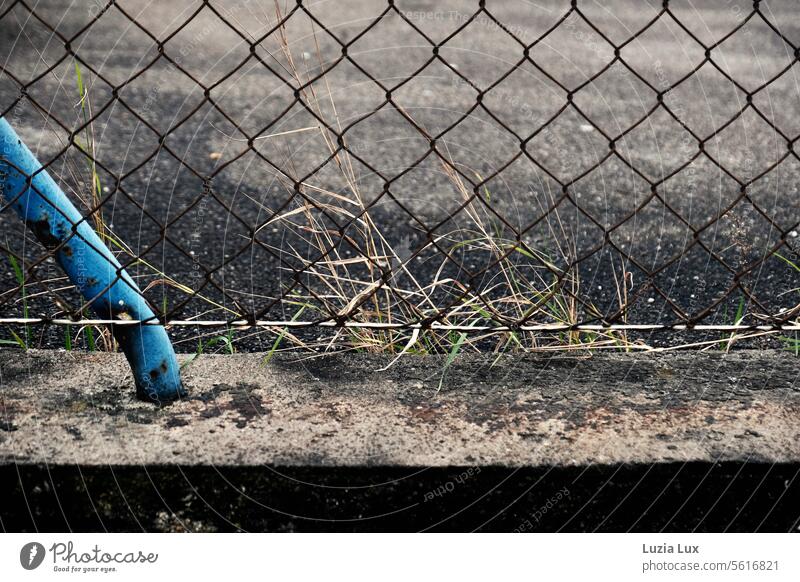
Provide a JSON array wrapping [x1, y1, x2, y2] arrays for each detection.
[[1, 0, 800, 351]]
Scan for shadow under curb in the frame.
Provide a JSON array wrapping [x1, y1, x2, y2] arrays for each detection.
[[2, 462, 798, 532]]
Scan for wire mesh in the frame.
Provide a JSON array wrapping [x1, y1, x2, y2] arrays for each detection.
[[2, 0, 800, 351]]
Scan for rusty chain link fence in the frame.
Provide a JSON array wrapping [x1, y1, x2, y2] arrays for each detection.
[[2, 0, 800, 353]]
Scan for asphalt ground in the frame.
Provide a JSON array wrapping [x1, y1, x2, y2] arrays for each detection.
[[1, 1, 800, 349]]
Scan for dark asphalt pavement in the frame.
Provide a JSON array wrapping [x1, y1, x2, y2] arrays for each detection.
[[1, 0, 800, 346]]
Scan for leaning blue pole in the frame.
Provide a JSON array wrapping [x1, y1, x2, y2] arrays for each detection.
[[0, 117, 185, 403]]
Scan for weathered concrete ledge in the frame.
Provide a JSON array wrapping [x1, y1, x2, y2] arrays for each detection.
[[1, 350, 798, 466]]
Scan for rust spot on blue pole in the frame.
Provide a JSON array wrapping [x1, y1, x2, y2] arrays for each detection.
[[0, 117, 185, 403]]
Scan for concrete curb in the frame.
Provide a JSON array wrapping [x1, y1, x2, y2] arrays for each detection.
[[1, 350, 799, 466]]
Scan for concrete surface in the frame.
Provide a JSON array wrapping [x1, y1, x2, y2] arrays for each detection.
[[2, 0, 800, 337], [2, 349, 799, 466]]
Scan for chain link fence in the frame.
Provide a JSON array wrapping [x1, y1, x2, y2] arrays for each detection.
[[1, 0, 800, 352]]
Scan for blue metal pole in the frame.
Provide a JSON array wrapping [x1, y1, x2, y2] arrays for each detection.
[[0, 117, 185, 403]]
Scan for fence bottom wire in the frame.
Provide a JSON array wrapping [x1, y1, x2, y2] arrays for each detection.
[[1, 318, 799, 333]]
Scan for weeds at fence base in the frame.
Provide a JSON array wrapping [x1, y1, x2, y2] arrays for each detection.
[[1, 2, 800, 359]]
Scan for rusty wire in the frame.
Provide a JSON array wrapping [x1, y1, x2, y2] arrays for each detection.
[[1, 0, 799, 341]]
